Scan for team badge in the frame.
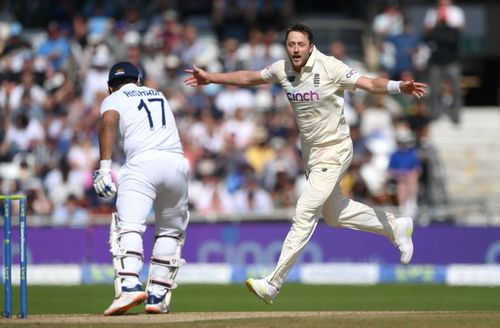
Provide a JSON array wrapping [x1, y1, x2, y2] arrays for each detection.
[[314, 73, 320, 87], [287, 75, 295, 82], [114, 68, 125, 76]]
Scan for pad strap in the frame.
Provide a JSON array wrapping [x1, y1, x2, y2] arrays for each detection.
[[117, 270, 140, 278], [149, 275, 177, 289], [116, 249, 144, 260], [151, 255, 184, 268]]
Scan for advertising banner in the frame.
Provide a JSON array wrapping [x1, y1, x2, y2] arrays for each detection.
[[4, 223, 500, 265]]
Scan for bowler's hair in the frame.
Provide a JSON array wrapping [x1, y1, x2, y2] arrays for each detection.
[[285, 22, 314, 44]]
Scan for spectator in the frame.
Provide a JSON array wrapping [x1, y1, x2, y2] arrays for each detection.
[[67, 134, 99, 175], [215, 85, 254, 118], [221, 107, 257, 150], [26, 183, 53, 216], [179, 25, 220, 72], [17, 88, 45, 122], [262, 137, 300, 191], [372, 3, 404, 71], [189, 158, 234, 215], [233, 175, 274, 214], [405, 100, 432, 145], [124, 42, 148, 82], [45, 158, 85, 207], [0, 112, 45, 160], [87, 3, 113, 41], [52, 193, 89, 227], [358, 94, 396, 204], [10, 70, 47, 112], [160, 54, 186, 96], [385, 20, 422, 80], [423, 0, 465, 31], [260, 29, 287, 68], [0, 73, 18, 114], [0, 22, 32, 73], [372, 3, 404, 39], [188, 109, 225, 154], [106, 21, 132, 63], [37, 21, 71, 72], [248, 0, 290, 33], [237, 27, 264, 71], [219, 38, 245, 72], [245, 127, 275, 176], [271, 169, 297, 209], [423, 0, 464, 124], [212, 0, 251, 43], [360, 94, 398, 155], [388, 129, 422, 218], [69, 15, 90, 66], [81, 44, 110, 107]]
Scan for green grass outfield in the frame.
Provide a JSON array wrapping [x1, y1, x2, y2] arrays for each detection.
[[1, 284, 499, 327]]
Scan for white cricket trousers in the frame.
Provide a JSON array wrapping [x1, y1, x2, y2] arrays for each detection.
[[116, 151, 190, 237], [267, 138, 397, 288]]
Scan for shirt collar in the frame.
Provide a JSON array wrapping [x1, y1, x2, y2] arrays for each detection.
[[301, 46, 317, 73], [119, 83, 138, 91]]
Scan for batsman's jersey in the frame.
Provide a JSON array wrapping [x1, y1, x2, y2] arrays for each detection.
[[100, 83, 183, 161], [260, 47, 360, 146]]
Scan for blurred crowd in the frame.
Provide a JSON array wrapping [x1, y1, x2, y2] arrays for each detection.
[[0, 0, 463, 226]]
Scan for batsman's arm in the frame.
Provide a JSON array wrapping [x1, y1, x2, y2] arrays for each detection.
[[98, 110, 119, 160], [184, 64, 267, 87]]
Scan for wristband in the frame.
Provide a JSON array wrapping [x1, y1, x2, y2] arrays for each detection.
[[387, 80, 402, 95], [100, 159, 112, 171]]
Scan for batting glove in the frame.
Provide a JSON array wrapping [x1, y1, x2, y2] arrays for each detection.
[[93, 160, 117, 199]]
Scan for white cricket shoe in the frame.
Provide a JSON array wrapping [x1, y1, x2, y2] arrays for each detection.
[[103, 285, 148, 316], [394, 217, 414, 265], [245, 278, 279, 304], [144, 291, 171, 314]]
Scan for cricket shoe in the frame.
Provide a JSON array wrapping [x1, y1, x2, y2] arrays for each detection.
[[103, 285, 147, 316], [394, 217, 414, 265], [246, 278, 279, 304], [144, 291, 171, 314]]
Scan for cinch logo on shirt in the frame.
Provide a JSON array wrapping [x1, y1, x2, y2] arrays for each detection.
[[286, 91, 320, 102]]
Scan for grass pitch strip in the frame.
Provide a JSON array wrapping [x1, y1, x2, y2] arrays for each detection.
[[0, 284, 498, 327]]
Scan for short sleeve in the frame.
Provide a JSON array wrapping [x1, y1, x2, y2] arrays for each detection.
[[99, 94, 119, 116], [335, 62, 361, 92], [260, 60, 283, 84]]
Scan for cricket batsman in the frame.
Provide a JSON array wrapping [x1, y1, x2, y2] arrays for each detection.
[[93, 61, 190, 314]]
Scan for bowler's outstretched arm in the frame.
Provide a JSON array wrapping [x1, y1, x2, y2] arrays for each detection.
[[356, 76, 428, 98], [184, 64, 267, 87]]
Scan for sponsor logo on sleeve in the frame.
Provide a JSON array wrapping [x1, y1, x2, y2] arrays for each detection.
[[346, 68, 356, 79]]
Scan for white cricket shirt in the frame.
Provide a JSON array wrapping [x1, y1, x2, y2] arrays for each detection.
[[261, 47, 360, 146], [100, 83, 183, 161]]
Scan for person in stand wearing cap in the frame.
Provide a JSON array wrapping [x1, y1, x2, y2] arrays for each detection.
[[93, 61, 190, 315]]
